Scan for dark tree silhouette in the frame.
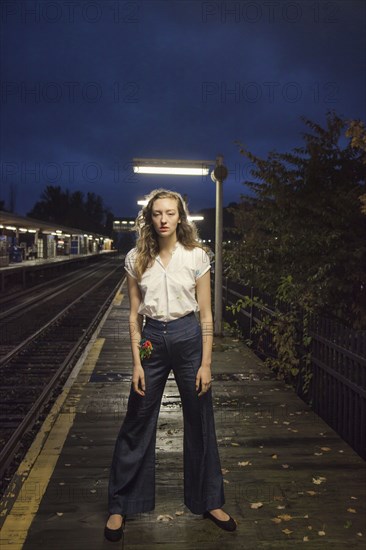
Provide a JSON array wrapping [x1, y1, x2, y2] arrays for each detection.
[[27, 185, 114, 236]]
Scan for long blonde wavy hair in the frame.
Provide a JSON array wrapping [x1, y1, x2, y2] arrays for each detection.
[[131, 188, 210, 282]]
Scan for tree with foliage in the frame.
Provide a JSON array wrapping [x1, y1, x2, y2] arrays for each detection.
[[27, 185, 114, 236], [225, 111, 366, 329], [345, 119, 366, 215]]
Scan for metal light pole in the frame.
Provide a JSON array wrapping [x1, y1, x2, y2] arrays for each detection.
[[211, 155, 228, 337]]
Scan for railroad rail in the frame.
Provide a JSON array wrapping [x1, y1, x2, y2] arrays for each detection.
[[0, 255, 125, 496]]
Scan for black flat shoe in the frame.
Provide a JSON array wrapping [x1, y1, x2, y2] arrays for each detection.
[[203, 510, 237, 531], [104, 514, 126, 543]]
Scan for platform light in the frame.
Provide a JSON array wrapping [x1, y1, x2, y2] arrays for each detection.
[[0, 224, 3, 228], [19, 228, 28, 232], [129, 221, 134, 225], [56, 230, 62, 234], [5, 226, 16, 230], [28, 229, 36, 233], [133, 158, 213, 176]]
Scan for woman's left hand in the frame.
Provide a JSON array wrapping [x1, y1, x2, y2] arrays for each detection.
[[196, 366, 212, 397]]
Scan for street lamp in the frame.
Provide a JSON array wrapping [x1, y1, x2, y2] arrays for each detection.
[[132, 156, 228, 337]]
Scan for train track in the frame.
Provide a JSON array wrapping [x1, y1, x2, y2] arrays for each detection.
[[0, 255, 125, 497]]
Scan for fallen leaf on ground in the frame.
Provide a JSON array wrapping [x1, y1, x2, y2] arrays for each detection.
[[306, 491, 317, 496], [303, 536, 309, 541], [238, 461, 252, 466], [347, 508, 357, 513], [312, 476, 326, 485], [157, 514, 174, 522], [282, 528, 292, 535], [231, 442, 240, 446], [250, 502, 263, 509], [278, 514, 292, 521], [318, 530, 326, 536], [271, 454, 278, 459], [175, 511, 184, 516], [56, 512, 63, 516], [221, 468, 230, 474], [282, 464, 289, 468], [271, 517, 282, 523]]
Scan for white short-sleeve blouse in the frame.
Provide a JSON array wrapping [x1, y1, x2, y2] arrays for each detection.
[[124, 241, 212, 321]]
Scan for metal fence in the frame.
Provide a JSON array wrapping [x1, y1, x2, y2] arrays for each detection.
[[217, 276, 366, 460]]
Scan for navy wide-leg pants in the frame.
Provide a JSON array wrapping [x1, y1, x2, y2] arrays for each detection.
[[107, 311, 225, 515]]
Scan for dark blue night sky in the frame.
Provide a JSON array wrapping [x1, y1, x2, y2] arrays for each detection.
[[1, 0, 365, 217]]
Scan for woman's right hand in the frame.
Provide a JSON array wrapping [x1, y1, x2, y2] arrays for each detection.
[[132, 365, 146, 396]]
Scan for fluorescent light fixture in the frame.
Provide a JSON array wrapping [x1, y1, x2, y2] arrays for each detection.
[[189, 215, 204, 221], [133, 158, 214, 176], [28, 229, 36, 233], [134, 166, 209, 175], [0, 225, 3, 228], [5, 226, 16, 230], [19, 228, 28, 232]]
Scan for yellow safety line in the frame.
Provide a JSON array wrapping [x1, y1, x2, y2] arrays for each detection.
[[0, 338, 105, 549], [113, 291, 124, 306]]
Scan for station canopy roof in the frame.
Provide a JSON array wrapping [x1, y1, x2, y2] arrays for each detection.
[[0, 211, 110, 239]]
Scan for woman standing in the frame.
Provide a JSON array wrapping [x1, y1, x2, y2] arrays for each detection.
[[105, 188, 237, 543]]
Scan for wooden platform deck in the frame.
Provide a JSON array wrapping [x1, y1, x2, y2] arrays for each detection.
[[1, 284, 365, 549]]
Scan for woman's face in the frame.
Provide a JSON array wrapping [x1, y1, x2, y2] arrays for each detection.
[[151, 197, 181, 239]]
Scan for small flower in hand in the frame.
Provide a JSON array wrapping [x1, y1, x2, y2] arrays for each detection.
[[139, 338, 153, 360]]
